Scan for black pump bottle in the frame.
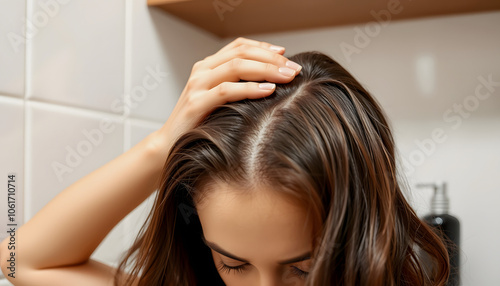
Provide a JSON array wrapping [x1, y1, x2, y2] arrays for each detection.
[[417, 182, 460, 286]]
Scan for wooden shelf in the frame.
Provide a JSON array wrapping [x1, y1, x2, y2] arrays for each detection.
[[148, 0, 500, 38]]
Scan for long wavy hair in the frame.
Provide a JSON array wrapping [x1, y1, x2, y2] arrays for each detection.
[[114, 51, 449, 285]]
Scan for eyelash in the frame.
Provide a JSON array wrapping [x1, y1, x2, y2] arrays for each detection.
[[217, 261, 249, 274], [290, 266, 309, 278], [217, 261, 309, 278]]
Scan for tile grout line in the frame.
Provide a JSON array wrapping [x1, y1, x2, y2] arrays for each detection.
[[23, 0, 32, 226], [26, 98, 124, 121], [25, 96, 166, 125], [124, 0, 132, 153], [122, 0, 133, 254]]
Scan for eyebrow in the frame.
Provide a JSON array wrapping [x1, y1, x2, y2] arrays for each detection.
[[201, 234, 311, 265]]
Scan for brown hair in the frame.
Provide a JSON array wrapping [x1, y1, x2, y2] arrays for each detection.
[[115, 51, 449, 285]]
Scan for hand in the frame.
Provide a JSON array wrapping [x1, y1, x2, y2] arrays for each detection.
[[154, 37, 302, 155]]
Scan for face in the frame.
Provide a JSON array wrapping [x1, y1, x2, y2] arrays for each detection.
[[195, 182, 315, 286]]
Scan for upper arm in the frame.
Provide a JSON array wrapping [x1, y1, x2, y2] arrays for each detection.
[[1, 256, 137, 286]]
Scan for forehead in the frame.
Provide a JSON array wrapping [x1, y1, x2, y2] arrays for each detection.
[[196, 182, 314, 262]]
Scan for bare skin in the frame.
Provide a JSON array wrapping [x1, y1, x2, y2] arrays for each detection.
[[196, 182, 315, 286], [0, 37, 302, 285]]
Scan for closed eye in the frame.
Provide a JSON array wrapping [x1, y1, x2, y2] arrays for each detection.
[[216, 260, 309, 278], [217, 261, 249, 274], [290, 266, 309, 278]]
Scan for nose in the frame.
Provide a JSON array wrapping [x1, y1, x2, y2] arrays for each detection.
[[258, 270, 302, 286]]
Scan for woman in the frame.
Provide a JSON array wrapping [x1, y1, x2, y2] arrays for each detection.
[[0, 37, 449, 285]]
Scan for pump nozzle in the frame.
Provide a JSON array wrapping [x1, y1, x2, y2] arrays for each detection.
[[416, 181, 449, 215]]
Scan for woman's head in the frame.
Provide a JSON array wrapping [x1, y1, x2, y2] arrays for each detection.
[[195, 182, 315, 286], [116, 51, 449, 286]]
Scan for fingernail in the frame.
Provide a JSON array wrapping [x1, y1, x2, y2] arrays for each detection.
[[270, 45, 285, 52], [279, 67, 296, 77], [259, 83, 275, 90], [286, 60, 302, 72]]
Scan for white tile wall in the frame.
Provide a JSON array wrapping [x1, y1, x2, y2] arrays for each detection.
[[28, 0, 125, 113], [128, 2, 220, 122], [0, 0, 25, 96], [0, 0, 220, 283], [0, 96, 24, 243], [25, 101, 124, 219]]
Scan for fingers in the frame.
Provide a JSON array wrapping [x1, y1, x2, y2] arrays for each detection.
[[216, 37, 285, 56], [204, 58, 300, 90], [202, 81, 277, 111], [202, 44, 289, 71], [186, 37, 301, 115], [198, 39, 302, 90]]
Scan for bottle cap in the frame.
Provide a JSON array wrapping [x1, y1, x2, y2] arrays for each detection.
[[416, 181, 449, 215]]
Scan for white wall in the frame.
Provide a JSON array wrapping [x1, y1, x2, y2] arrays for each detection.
[[233, 11, 500, 286], [0, 0, 220, 284], [1, 0, 499, 285]]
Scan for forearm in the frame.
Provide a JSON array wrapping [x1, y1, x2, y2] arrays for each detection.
[[3, 130, 170, 270]]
